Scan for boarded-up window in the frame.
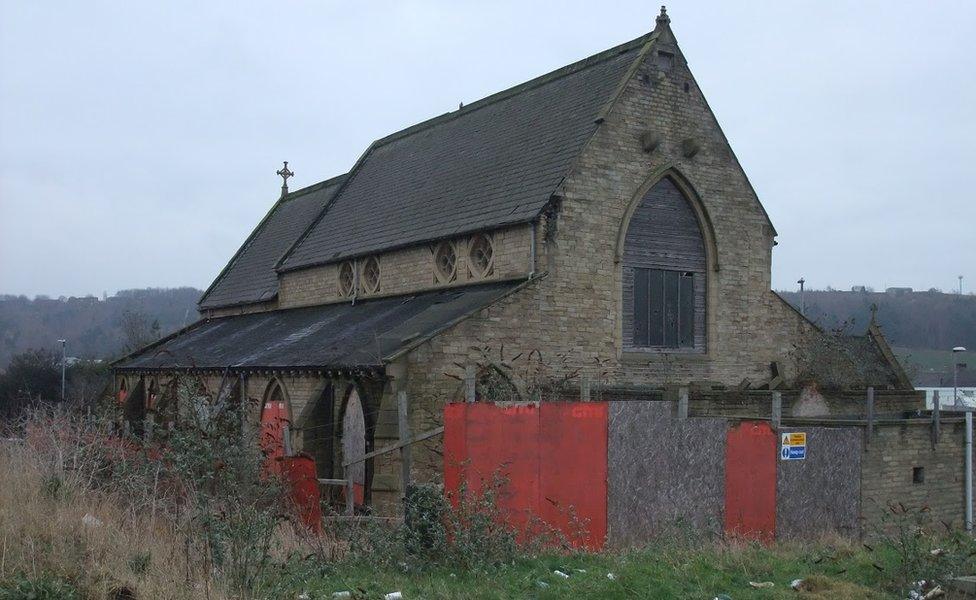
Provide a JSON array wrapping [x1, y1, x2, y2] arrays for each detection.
[[623, 178, 706, 351], [633, 269, 695, 348]]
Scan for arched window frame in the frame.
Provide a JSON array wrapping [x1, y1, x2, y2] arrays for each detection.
[[615, 169, 718, 355]]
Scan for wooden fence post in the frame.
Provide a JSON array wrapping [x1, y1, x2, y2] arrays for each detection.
[[464, 365, 476, 403], [771, 391, 782, 429], [398, 391, 412, 498], [677, 387, 689, 420], [932, 390, 941, 449], [866, 386, 875, 450], [345, 478, 354, 516]]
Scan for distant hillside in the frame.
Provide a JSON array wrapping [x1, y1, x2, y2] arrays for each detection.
[[0, 288, 202, 369], [777, 289, 976, 350]]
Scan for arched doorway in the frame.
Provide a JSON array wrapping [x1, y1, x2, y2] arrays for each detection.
[[122, 378, 146, 437], [259, 381, 291, 474], [302, 383, 335, 479], [117, 378, 128, 405], [342, 386, 367, 506]]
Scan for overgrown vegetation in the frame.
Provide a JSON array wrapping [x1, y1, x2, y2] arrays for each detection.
[[2, 380, 975, 598]]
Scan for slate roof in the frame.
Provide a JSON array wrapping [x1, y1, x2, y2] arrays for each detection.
[[278, 33, 656, 272], [198, 175, 345, 309], [117, 280, 523, 371]]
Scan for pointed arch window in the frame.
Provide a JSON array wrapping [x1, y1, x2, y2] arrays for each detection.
[[622, 177, 706, 352]]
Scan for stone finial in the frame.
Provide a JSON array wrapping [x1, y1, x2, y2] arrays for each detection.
[[869, 303, 879, 325], [656, 5, 670, 28], [276, 161, 294, 197]]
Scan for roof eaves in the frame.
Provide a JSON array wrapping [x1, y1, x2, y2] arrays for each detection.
[[110, 317, 209, 368], [277, 214, 539, 274]]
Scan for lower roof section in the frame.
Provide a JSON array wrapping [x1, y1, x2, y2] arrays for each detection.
[[115, 280, 525, 371]]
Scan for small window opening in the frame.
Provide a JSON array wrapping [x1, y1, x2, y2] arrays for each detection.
[[683, 81, 690, 93], [912, 466, 925, 484], [656, 51, 674, 71]]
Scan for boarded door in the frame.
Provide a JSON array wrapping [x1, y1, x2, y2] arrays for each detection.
[[342, 389, 366, 506], [260, 396, 289, 474], [725, 420, 776, 541]]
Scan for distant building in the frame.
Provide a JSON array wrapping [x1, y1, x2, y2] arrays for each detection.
[[851, 285, 867, 293], [916, 366, 976, 408]]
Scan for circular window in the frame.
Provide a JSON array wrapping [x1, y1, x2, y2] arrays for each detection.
[[468, 234, 494, 279], [433, 241, 457, 283], [362, 256, 381, 293], [338, 262, 354, 297]]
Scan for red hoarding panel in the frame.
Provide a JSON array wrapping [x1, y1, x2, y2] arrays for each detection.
[[443, 402, 608, 549], [725, 420, 776, 542], [539, 403, 608, 549], [464, 403, 540, 534], [281, 454, 322, 533]]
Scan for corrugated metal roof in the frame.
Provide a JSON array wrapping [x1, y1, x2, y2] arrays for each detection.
[[117, 280, 524, 370], [278, 34, 654, 271], [198, 175, 345, 309]]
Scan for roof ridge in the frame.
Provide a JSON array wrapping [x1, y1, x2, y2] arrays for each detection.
[[373, 32, 655, 148]]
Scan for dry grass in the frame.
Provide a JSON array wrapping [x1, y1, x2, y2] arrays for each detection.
[[0, 428, 232, 599]]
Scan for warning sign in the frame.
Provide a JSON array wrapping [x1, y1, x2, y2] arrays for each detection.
[[780, 431, 807, 461]]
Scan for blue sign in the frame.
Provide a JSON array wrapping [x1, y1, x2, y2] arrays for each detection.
[[785, 446, 805, 460], [780, 432, 807, 461]]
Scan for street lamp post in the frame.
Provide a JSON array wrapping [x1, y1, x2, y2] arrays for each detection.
[[57, 339, 66, 402], [954, 346, 967, 407], [797, 278, 806, 316]]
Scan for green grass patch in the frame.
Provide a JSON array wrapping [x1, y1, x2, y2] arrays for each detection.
[[276, 540, 905, 599]]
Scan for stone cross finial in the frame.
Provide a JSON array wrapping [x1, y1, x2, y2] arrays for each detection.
[[869, 303, 878, 325], [656, 5, 670, 27], [276, 161, 294, 197]]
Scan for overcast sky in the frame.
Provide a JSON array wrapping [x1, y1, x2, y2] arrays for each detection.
[[1, 1, 974, 298]]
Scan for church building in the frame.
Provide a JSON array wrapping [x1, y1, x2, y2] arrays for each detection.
[[114, 8, 912, 513]]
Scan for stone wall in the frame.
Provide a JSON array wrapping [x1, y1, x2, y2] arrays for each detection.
[[861, 419, 970, 534]]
